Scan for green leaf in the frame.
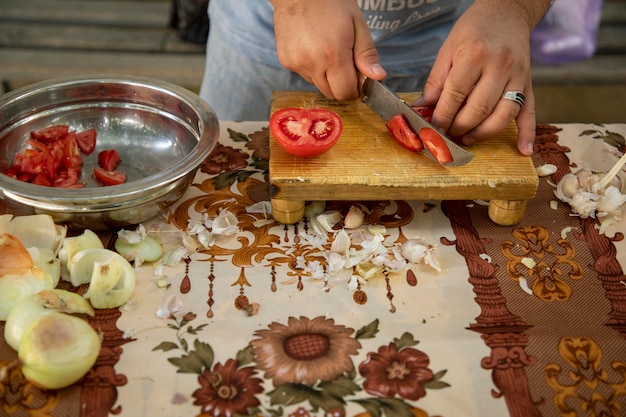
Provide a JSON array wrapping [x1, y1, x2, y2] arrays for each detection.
[[579, 129, 598, 137], [393, 332, 419, 349], [167, 351, 205, 374], [236, 345, 254, 366], [318, 375, 360, 398], [352, 398, 383, 417], [432, 369, 447, 380], [267, 383, 314, 407], [355, 319, 379, 339], [212, 171, 240, 190], [193, 339, 215, 370], [308, 389, 345, 412], [251, 159, 269, 172], [352, 398, 414, 417], [180, 338, 189, 352], [236, 170, 254, 183], [228, 128, 250, 142], [152, 341, 179, 352], [422, 379, 451, 389]]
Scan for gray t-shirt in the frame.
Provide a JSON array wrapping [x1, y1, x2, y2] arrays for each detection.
[[208, 0, 473, 75]]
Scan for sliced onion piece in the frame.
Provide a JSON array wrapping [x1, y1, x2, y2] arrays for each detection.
[[18, 313, 101, 389], [58, 229, 104, 273], [4, 214, 66, 253], [0, 271, 48, 321], [115, 235, 164, 263], [70, 249, 136, 308], [4, 289, 94, 351], [28, 247, 61, 288]]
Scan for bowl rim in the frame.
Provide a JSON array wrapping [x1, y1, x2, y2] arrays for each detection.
[[0, 74, 219, 207]]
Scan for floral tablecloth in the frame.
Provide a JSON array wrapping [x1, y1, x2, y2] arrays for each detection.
[[1, 122, 626, 417]]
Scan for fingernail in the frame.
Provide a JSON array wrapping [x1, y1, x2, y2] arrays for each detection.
[[463, 137, 476, 146], [370, 63, 386, 77], [411, 95, 425, 106], [525, 143, 534, 155]]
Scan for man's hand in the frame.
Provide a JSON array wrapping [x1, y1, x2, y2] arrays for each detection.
[[271, 0, 386, 101], [415, 0, 552, 155]]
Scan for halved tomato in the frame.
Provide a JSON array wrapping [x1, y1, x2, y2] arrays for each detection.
[[385, 114, 423, 152], [269, 107, 343, 158], [419, 127, 453, 164], [93, 167, 126, 186]]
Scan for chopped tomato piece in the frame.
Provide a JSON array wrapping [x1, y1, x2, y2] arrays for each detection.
[[419, 127, 454, 164], [385, 114, 424, 152], [30, 125, 70, 142], [76, 129, 97, 155], [93, 166, 126, 186], [270, 107, 343, 158], [98, 149, 121, 171], [412, 106, 435, 123], [62, 131, 83, 171], [53, 167, 82, 188]]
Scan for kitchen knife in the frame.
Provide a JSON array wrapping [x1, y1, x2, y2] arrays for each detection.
[[361, 78, 474, 167]]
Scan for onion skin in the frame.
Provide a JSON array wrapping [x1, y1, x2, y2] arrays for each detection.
[[0, 233, 34, 276], [18, 313, 101, 390]]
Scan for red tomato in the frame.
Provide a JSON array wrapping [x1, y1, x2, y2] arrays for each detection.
[[54, 167, 82, 188], [419, 127, 453, 164], [30, 125, 69, 142], [76, 129, 97, 155], [93, 166, 126, 186], [385, 114, 424, 152], [269, 107, 343, 158], [98, 149, 121, 171], [411, 105, 435, 123], [62, 132, 83, 171]]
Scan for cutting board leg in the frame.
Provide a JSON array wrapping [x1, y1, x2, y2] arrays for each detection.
[[271, 199, 305, 224], [488, 199, 527, 226]]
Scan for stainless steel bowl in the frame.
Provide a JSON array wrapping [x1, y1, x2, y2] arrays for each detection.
[[0, 75, 219, 230]]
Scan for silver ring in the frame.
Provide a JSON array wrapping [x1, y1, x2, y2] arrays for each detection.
[[502, 91, 525, 107]]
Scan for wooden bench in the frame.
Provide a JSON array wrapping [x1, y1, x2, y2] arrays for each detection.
[[0, 0, 206, 92], [1, 0, 625, 123]]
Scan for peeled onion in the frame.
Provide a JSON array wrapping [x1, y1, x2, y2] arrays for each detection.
[[18, 312, 101, 389], [4, 289, 94, 351]]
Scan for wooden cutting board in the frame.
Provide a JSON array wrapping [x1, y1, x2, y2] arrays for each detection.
[[268, 91, 538, 225]]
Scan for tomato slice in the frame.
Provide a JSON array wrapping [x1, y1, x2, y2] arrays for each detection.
[[76, 129, 97, 155], [419, 127, 453, 164], [269, 107, 343, 158], [30, 125, 70, 142], [62, 131, 83, 171], [93, 166, 126, 186], [385, 114, 424, 152], [412, 106, 435, 123], [98, 149, 121, 171]]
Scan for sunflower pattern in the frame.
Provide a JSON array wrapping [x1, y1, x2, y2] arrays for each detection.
[[154, 314, 448, 417]]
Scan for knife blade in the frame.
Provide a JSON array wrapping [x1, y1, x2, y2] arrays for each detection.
[[361, 78, 474, 167]]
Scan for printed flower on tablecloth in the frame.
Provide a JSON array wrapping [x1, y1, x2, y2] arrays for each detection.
[[359, 343, 434, 401], [251, 316, 361, 386], [201, 143, 249, 175], [202, 128, 269, 190], [192, 359, 263, 417], [155, 309, 450, 417]]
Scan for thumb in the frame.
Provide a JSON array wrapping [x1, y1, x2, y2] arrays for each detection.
[[353, 20, 386, 80]]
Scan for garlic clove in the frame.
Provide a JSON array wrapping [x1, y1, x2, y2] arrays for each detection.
[[343, 206, 365, 229]]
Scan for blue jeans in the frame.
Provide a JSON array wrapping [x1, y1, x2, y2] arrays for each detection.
[[199, 17, 434, 121]]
